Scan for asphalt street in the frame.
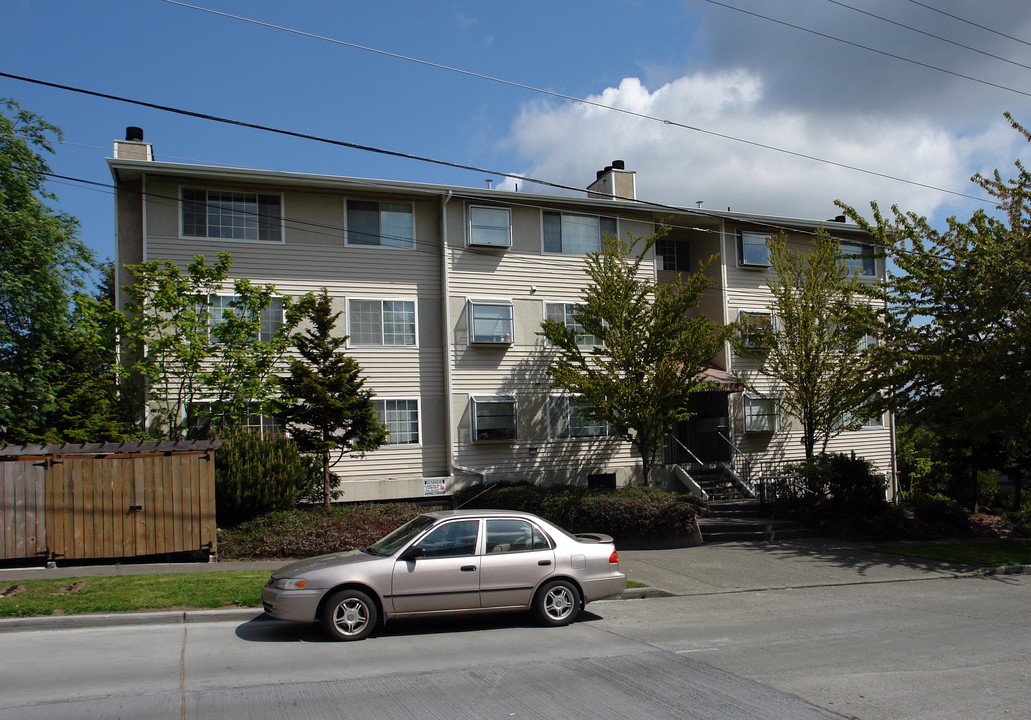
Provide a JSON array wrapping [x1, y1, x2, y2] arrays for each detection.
[[0, 539, 1028, 719]]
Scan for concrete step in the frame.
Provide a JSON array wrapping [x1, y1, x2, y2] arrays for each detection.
[[696, 517, 816, 543]]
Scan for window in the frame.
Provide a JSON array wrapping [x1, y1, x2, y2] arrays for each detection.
[[207, 295, 284, 342], [548, 396, 614, 439], [544, 302, 598, 346], [346, 200, 414, 248], [486, 519, 552, 554], [738, 230, 771, 267], [181, 188, 282, 242], [543, 211, 617, 255], [471, 396, 517, 441], [414, 520, 479, 558], [738, 311, 773, 350], [467, 206, 512, 247], [656, 237, 690, 271], [840, 397, 884, 429], [856, 333, 878, 352], [348, 299, 416, 346], [743, 395, 777, 433], [186, 402, 282, 439], [839, 242, 876, 276], [469, 301, 513, 344], [374, 399, 419, 445]]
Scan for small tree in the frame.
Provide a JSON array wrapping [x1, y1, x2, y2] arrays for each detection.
[[274, 289, 387, 505], [540, 229, 732, 486], [734, 231, 876, 459]]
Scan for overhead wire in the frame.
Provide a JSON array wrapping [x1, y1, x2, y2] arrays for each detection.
[[904, 0, 1031, 50], [0, 70, 990, 207], [823, 0, 1031, 72], [698, 0, 1031, 98], [149, 2, 992, 204]]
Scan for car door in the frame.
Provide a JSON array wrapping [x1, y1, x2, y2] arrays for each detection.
[[390, 519, 481, 614], [479, 518, 556, 609]]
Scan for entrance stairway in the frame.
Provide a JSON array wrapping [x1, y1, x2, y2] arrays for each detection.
[[697, 498, 816, 543]]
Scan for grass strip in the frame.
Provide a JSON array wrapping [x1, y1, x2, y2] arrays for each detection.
[[0, 571, 268, 618], [866, 540, 1031, 568]]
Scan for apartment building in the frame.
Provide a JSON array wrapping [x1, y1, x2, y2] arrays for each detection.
[[110, 133, 895, 503]]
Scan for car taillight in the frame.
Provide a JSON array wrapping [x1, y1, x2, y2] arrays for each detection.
[[609, 551, 620, 564]]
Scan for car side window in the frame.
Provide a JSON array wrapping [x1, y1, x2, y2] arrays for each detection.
[[487, 519, 553, 554], [415, 520, 479, 558]]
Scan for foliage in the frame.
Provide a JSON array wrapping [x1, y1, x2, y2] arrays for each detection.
[[0, 571, 267, 618], [778, 453, 887, 520], [454, 481, 703, 543], [901, 491, 971, 533], [897, 418, 999, 511], [214, 428, 314, 526], [838, 113, 1031, 507], [274, 288, 386, 504], [733, 231, 876, 458], [0, 98, 126, 443], [121, 253, 304, 439], [539, 228, 732, 485], [217, 503, 422, 559]]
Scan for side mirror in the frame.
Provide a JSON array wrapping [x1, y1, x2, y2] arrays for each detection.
[[399, 546, 425, 562]]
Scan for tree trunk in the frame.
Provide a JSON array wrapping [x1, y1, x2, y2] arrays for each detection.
[[322, 453, 330, 507]]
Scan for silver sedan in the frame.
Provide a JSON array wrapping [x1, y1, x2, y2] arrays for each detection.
[[262, 509, 627, 641]]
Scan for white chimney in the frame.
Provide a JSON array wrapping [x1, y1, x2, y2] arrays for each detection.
[[113, 126, 153, 161], [587, 159, 636, 201]]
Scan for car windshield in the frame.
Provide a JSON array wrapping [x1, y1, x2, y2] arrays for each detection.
[[365, 514, 437, 556]]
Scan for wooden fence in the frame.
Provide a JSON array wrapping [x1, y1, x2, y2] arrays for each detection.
[[0, 441, 220, 564]]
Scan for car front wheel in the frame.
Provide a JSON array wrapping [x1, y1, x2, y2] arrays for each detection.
[[534, 579, 581, 626], [321, 589, 378, 641]]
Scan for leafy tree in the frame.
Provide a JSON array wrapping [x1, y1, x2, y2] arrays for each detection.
[[539, 229, 732, 486], [0, 98, 125, 443], [838, 112, 1031, 507], [274, 288, 387, 505], [733, 231, 876, 459], [121, 253, 303, 439]]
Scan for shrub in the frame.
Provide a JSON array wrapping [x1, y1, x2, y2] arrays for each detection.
[[454, 482, 701, 543], [218, 503, 422, 559], [783, 453, 887, 518], [904, 492, 971, 532], [214, 429, 314, 526]]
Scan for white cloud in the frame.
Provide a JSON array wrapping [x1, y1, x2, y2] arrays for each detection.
[[502, 71, 1021, 223]]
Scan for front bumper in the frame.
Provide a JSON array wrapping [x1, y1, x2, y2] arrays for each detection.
[[261, 585, 324, 623]]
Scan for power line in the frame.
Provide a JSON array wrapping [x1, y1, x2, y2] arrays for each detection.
[[700, 0, 1031, 98], [824, 0, 1031, 72], [904, 0, 1031, 49], [0, 70, 992, 208], [151, 2, 991, 203]]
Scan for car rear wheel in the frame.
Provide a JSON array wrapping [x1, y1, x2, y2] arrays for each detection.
[[321, 589, 378, 641], [535, 579, 581, 626]]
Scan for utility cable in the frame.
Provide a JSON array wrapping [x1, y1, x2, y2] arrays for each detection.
[[699, 0, 1031, 98], [904, 0, 1031, 49], [824, 0, 1031, 72], [0, 71, 990, 207]]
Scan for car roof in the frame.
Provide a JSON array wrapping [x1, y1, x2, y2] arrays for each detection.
[[423, 509, 543, 521]]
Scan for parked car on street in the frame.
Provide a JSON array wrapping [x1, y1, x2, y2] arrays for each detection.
[[262, 509, 627, 640]]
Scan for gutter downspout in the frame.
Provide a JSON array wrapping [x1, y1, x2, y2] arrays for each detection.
[[440, 190, 487, 485]]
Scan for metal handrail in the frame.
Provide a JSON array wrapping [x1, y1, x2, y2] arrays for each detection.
[[716, 430, 756, 493], [665, 434, 705, 467]]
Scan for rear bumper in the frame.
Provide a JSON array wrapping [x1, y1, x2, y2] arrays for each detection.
[[581, 572, 627, 603]]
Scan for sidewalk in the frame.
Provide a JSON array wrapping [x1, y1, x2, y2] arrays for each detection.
[[0, 538, 1016, 632]]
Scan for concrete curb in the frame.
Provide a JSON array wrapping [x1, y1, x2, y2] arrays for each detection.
[[0, 607, 264, 634]]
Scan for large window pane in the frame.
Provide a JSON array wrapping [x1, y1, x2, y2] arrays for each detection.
[[349, 299, 415, 346], [739, 231, 771, 267], [375, 399, 419, 444], [468, 206, 511, 247], [347, 200, 413, 247], [181, 188, 281, 242], [470, 302, 513, 343], [473, 397, 516, 441]]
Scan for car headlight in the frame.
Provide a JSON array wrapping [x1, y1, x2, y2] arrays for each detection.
[[271, 577, 308, 590]]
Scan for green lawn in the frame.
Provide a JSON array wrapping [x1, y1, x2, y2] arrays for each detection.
[[866, 540, 1031, 568], [0, 571, 268, 618]]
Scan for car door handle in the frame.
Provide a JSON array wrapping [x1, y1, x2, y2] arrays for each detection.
[[538, 560, 552, 566], [461, 565, 477, 572]]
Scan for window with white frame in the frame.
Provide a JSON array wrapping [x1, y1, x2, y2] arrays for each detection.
[[374, 398, 419, 445], [544, 302, 599, 346], [839, 242, 876, 276], [840, 397, 884, 429], [542, 211, 617, 255], [738, 230, 772, 267], [656, 237, 690, 271], [348, 299, 416, 346], [471, 396, 517, 441], [346, 200, 414, 248], [186, 402, 283, 439], [206, 295, 284, 342], [467, 206, 512, 247], [548, 396, 614, 439], [181, 188, 282, 242], [737, 310, 773, 350], [743, 394, 778, 433], [469, 301, 513, 344]]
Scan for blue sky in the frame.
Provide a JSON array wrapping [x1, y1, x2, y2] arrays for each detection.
[[5, 0, 1031, 267]]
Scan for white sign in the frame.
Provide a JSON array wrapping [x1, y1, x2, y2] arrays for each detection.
[[423, 477, 448, 497]]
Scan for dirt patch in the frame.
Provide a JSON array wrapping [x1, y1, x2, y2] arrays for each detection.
[[970, 513, 1012, 539], [0, 585, 25, 599], [58, 581, 86, 594]]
